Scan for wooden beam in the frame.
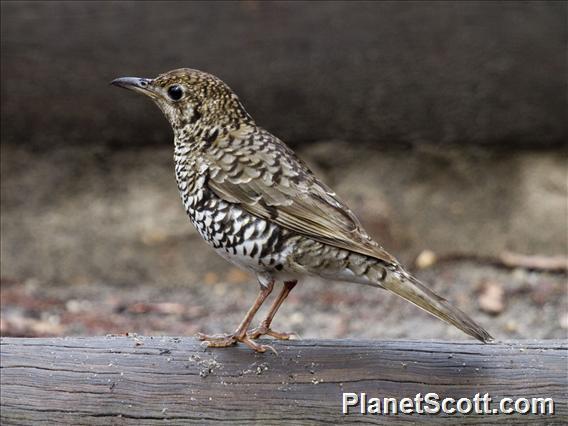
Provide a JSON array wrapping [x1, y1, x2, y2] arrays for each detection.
[[1, 337, 566, 424]]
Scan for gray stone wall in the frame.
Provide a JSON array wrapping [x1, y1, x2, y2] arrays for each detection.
[[2, 1, 566, 148]]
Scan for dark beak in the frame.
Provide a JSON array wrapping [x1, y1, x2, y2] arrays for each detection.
[[111, 77, 153, 93]]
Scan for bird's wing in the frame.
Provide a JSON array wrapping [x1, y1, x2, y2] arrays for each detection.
[[205, 127, 397, 263]]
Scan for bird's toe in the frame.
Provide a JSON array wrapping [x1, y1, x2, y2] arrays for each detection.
[[247, 324, 299, 341], [197, 332, 238, 348]]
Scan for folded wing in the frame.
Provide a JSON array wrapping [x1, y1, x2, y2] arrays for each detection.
[[205, 128, 396, 264]]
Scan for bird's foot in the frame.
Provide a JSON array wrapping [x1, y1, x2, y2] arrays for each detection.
[[197, 332, 277, 353], [197, 332, 237, 348], [247, 322, 300, 340]]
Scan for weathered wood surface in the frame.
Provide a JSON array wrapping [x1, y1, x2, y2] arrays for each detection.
[[1, 337, 566, 424]]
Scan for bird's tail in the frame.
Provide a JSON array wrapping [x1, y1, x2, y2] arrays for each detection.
[[381, 266, 493, 343]]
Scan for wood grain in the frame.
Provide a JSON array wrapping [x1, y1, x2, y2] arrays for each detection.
[[1, 337, 566, 424]]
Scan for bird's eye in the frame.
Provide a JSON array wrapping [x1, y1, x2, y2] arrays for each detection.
[[167, 85, 184, 101]]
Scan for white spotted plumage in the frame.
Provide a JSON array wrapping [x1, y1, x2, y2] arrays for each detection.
[[113, 67, 493, 347]]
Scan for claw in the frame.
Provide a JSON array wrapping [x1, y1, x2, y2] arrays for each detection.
[[264, 344, 278, 355], [240, 335, 278, 354]]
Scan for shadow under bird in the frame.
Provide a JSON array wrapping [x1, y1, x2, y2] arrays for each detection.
[[112, 69, 493, 352]]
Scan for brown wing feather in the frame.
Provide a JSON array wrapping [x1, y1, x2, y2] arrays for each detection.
[[205, 127, 396, 264]]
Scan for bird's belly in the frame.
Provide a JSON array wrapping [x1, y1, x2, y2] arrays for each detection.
[[183, 189, 291, 274]]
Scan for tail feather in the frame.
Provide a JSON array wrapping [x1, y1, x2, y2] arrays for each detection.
[[382, 268, 493, 343]]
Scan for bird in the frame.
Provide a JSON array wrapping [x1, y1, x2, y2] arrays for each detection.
[[112, 68, 493, 352]]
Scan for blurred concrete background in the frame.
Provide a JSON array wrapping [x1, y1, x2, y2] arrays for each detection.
[[1, 1, 566, 341], [2, 1, 566, 148]]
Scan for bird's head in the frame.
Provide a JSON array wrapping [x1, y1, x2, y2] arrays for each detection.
[[112, 68, 252, 135]]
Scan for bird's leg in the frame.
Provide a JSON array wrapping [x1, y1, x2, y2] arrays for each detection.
[[197, 280, 276, 352], [248, 280, 298, 340]]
